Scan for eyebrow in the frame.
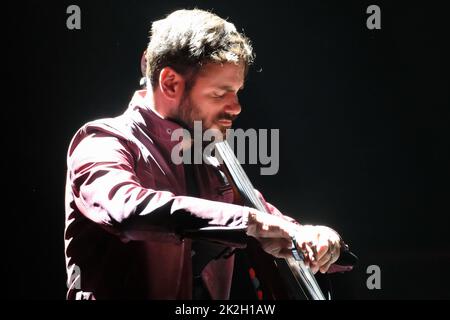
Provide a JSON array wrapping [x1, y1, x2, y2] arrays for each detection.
[[216, 84, 245, 92]]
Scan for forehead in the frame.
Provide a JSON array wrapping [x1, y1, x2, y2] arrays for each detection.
[[194, 62, 245, 88]]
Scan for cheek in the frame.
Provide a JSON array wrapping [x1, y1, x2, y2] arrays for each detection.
[[194, 97, 222, 118]]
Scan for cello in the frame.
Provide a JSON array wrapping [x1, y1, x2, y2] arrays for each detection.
[[215, 140, 356, 300]]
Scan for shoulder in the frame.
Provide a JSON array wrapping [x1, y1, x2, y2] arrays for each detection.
[[67, 114, 138, 158]]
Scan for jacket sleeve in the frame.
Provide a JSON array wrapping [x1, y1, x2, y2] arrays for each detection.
[[67, 130, 249, 246]]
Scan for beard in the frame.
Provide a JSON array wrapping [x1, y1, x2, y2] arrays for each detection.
[[176, 92, 235, 137], [177, 93, 204, 131]]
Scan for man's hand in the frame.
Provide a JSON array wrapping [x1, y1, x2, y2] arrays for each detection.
[[246, 209, 341, 274], [292, 225, 341, 274], [246, 208, 297, 258]]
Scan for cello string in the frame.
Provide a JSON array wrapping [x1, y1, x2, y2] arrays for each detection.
[[219, 141, 267, 211], [217, 141, 263, 211]]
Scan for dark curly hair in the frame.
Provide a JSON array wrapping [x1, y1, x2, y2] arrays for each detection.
[[145, 9, 254, 89]]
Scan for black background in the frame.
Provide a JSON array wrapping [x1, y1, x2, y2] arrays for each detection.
[[4, 0, 449, 299]]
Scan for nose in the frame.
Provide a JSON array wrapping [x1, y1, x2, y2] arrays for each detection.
[[225, 95, 241, 116]]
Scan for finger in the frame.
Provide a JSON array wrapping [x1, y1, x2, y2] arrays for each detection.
[[297, 242, 310, 265], [316, 233, 330, 261], [319, 245, 340, 273], [330, 245, 340, 264], [310, 242, 319, 262], [302, 242, 316, 264], [310, 262, 320, 274], [317, 248, 332, 268]]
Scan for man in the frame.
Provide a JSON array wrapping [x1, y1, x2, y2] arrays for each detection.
[[65, 9, 352, 300]]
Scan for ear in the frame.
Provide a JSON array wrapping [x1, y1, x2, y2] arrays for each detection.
[[140, 50, 147, 77], [158, 67, 185, 103], [139, 50, 148, 87]]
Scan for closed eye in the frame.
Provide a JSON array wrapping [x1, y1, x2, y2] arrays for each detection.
[[212, 92, 226, 98]]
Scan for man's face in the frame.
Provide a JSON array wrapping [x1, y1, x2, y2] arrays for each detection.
[[177, 62, 245, 135]]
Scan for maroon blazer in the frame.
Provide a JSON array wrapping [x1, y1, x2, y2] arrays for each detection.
[[65, 90, 269, 299]]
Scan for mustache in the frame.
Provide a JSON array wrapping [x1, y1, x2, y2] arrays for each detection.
[[218, 113, 238, 121]]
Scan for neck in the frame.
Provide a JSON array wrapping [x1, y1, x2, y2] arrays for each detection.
[[144, 87, 168, 120]]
